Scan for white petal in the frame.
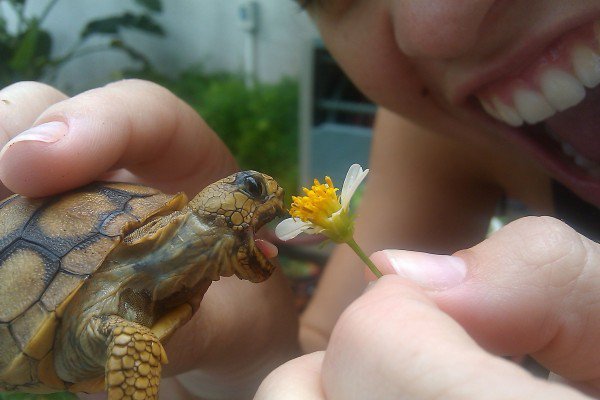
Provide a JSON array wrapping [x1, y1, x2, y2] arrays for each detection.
[[340, 164, 369, 209], [275, 218, 315, 241], [341, 164, 362, 194]]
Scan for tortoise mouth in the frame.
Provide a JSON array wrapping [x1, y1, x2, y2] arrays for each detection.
[[236, 227, 278, 283], [250, 198, 285, 253], [236, 202, 284, 282], [250, 204, 281, 260]]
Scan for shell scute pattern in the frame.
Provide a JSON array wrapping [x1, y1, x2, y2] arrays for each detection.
[[0, 324, 20, 374], [0, 182, 185, 391], [41, 272, 86, 312], [0, 196, 41, 252], [11, 303, 57, 360], [60, 235, 119, 276], [0, 242, 59, 322]]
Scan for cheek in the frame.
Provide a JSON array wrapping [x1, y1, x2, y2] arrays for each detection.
[[316, 6, 448, 123]]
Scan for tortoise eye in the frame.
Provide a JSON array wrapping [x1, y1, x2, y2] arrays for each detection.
[[242, 175, 265, 199]]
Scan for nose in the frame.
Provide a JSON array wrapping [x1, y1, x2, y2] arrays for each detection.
[[390, 0, 496, 59]]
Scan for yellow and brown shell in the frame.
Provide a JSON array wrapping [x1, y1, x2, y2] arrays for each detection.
[[0, 182, 187, 392]]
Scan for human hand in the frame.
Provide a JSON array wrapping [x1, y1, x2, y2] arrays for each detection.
[[0, 80, 299, 398], [0, 80, 237, 198], [256, 216, 599, 399]]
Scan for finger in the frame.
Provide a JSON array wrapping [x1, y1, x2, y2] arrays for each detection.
[[0, 82, 68, 198], [322, 275, 589, 400], [0, 81, 68, 141], [255, 352, 325, 400], [372, 216, 600, 394], [0, 79, 236, 198], [163, 269, 300, 397]]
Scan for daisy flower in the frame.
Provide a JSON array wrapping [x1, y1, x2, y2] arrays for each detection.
[[276, 164, 382, 278]]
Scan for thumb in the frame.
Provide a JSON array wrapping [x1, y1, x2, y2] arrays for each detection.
[[372, 216, 600, 395]]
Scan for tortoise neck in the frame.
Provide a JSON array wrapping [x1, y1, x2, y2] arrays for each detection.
[[113, 212, 238, 285]]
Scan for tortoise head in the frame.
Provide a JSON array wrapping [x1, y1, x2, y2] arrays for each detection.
[[188, 170, 285, 282]]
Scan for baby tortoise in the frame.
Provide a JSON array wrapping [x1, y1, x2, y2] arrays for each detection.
[[0, 171, 284, 399]]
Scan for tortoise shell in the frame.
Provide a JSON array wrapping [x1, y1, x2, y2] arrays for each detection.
[[0, 182, 187, 392]]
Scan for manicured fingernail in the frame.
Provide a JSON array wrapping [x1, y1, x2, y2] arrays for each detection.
[[383, 250, 467, 290], [0, 121, 67, 159]]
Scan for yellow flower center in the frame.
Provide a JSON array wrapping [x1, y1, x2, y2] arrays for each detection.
[[290, 176, 341, 228]]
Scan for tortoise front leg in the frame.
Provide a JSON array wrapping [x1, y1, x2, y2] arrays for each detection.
[[99, 316, 167, 400]]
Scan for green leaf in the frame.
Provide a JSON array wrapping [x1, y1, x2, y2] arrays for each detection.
[[81, 13, 165, 39], [6, 18, 53, 81], [109, 39, 151, 69], [8, 20, 40, 72], [134, 0, 163, 12], [33, 30, 52, 66]]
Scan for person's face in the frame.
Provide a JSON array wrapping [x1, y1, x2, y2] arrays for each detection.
[[305, 0, 600, 207]]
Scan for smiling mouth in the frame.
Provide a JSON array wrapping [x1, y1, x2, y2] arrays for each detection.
[[473, 20, 600, 186]]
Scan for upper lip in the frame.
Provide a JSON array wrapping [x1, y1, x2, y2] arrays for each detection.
[[449, 11, 600, 105]]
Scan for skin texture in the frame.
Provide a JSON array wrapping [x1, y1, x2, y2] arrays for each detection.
[[257, 217, 600, 399], [1, 1, 599, 397]]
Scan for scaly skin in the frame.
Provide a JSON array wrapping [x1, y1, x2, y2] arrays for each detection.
[[102, 316, 167, 400], [52, 171, 284, 399]]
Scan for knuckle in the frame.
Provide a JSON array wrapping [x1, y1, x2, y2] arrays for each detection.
[[508, 215, 570, 236], [103, 79, 176, 99], [0, 81, 67, 111], [0, 81, 67, 142], [505, 216, 588, 289], [1, 80, 61, 96], [505, 216, 581, 258]]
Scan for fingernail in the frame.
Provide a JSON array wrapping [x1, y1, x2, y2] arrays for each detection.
[[383, 250, 467, 290], [0, 121, 68, 159]]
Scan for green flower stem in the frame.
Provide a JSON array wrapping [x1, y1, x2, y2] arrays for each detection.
[[346, 237, 383, 278]]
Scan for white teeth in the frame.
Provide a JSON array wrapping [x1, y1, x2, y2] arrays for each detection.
[[560, 141, 600, 177], [561, 141, 577, 158], [489, 97, 523, 126], [572, 45, 600, 88], [574, 154, 600, 178], [513, 88, 556, 124], [540, 69, 586, 111], [479, 99, 501, 120], [478, 33, 600, 126], [574, 154, 596, 169]]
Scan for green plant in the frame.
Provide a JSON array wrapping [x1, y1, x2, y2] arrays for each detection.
[[0, 0, 164, 88], [143, 67, 299, 200], [202, 76, 299, 200]]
